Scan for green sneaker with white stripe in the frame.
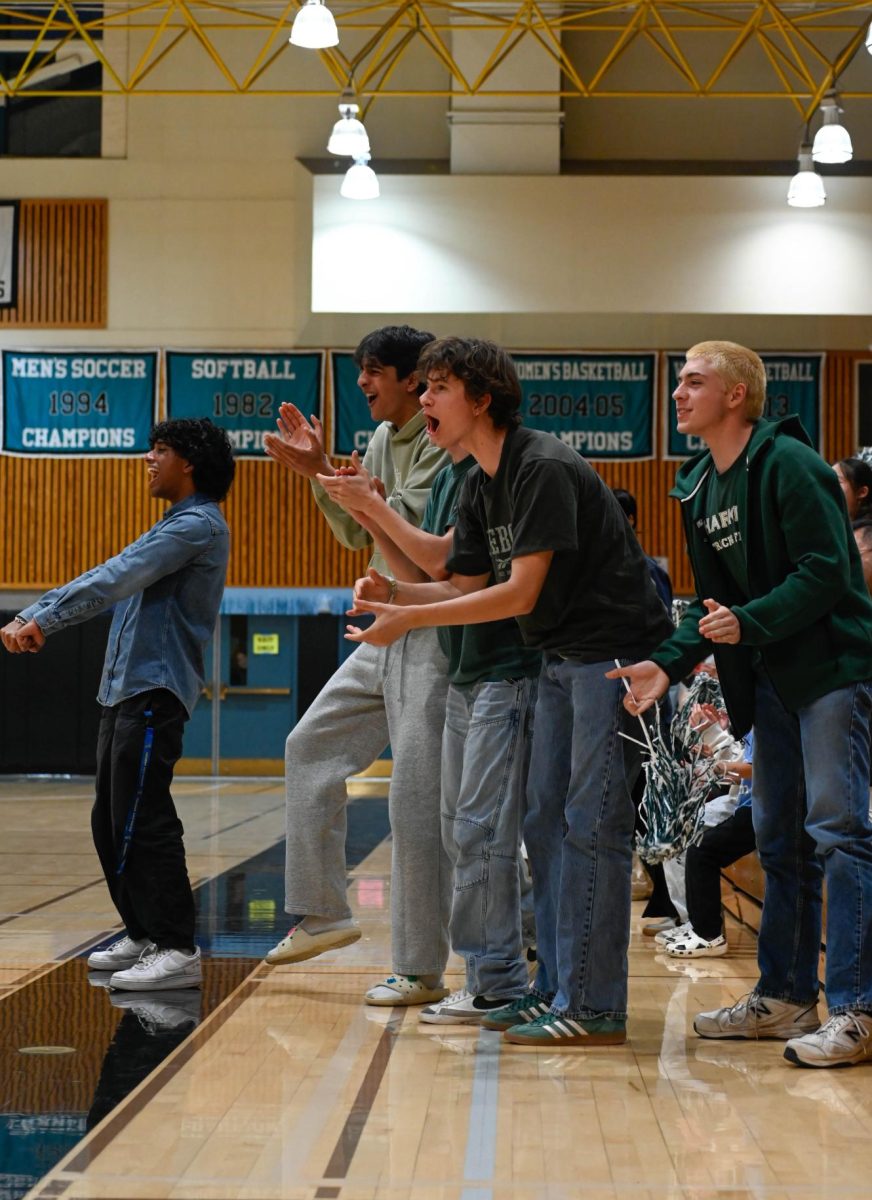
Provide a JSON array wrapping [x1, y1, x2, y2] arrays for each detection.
[[503, 1011, 626, 1046], [480, 995, 552, 1031]]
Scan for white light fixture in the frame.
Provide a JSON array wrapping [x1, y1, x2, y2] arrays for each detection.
[[327, 91, 370, 157], [787, 143, 826, 208], [867, 19, 872, 55], [340, 155, 380, 200], [289, 0, 338, 49], [812, 93, 853, 164]]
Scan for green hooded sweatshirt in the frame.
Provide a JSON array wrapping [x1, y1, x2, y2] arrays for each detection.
[[650, 416, 872, 736]]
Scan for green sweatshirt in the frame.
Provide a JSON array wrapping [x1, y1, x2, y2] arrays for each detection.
[[311, 410, 448, 576], [651, 416, 872, 735]]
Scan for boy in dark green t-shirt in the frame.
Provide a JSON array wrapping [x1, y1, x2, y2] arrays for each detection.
[[318, 437, 540, 1024]]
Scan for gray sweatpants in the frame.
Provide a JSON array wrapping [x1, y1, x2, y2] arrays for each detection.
[[283, 628, 451, 977]]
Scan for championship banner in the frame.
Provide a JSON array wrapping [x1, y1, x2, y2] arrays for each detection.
[[513, 352, 656, 461], [165, 351, 324, 458], [0, 202, 18, 308], [0, 349, 158, 456], [664, 352, 824, 459], [329, 351, 369, 457]]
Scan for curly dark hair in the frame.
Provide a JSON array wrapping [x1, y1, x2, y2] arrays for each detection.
[[149, 418, 236, 501], [417, 337, 522, 430], [353, 325, 435, 387]]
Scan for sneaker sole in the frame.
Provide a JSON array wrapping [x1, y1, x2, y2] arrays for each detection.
[[783, 1046, 859, 1069], [504, 1028, 626, 1047], [693, 1020, 820, 1040], [109, 973, 202, 992], [87, 956, 142, 971], [265, 928, 361, 965], [418, 1009, 494, 1025], [365, 987, 449, 1008]]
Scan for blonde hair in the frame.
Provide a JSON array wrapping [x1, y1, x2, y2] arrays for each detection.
[[685, 341, 767, 420]]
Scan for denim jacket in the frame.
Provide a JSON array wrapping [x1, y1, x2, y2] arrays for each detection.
[[20, 494, 229, 715]]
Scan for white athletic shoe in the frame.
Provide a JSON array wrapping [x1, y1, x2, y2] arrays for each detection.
[[265, 920, 361, 965], [654, 920, 692, 947], [109, 946, 202, 991], [419, 989, 512, 1025], [87, 935, 154, 971], [784, 1011, 872, 1068], [694, 992, 820, 1040], [110, 989, 202, 1033]]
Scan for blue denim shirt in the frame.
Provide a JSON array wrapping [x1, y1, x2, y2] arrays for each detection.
[[20, 494, 229, 716]]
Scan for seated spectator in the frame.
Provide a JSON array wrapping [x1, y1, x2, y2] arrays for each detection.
[[833, 457, 872, 521]]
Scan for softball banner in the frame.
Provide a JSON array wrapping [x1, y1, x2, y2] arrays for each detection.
[[330, 352, 369, 457], [1, 350, 158, 456], [513, 352, 657, 461], [165, 351, 325, 458], [664, 352, 824, 459]]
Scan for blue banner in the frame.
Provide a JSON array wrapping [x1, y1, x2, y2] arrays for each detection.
[[330, 352, 370, 457], [1, 350, 158, 455], [514, 352, 656, 460], [665, 352, 824, 459], [165, 351, 324, 457]]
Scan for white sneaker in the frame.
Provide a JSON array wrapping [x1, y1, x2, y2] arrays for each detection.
[[784, 1011, 872, 1068], [655, 920, 692, 947], [694, 992, 821, 1040], [665, 930, 729, 958], [264, 920, 361, 965], [364, 974, 449, 1007], [87, 935, 153, 971], [419, 989, 512, 1025], [109, 946, 202, 991]]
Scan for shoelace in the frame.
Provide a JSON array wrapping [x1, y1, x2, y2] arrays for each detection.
[[128, 947, 177, 972], [440, 989, 472, 1006], [817, 1012, 869, 1043]]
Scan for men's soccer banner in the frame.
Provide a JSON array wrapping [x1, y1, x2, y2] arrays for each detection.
[[514, 352, 656, 461], [0, 350, 158, 456], [664, 352, 824, 459], [330, 352, 369, 457], [165, 351, 325, 458]]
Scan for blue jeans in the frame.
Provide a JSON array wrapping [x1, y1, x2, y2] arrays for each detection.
[[523, 656, 640, 1020], [753, 672, 872, 1015], [440, 676, 537, 999]]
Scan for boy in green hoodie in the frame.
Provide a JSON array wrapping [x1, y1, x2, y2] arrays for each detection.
[[610, 340, 872, 1069]]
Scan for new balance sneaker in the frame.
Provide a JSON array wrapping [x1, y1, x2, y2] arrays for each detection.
[[504, 1012, 627, 1047], [364, 974, 448, 1007], [784, 1011, 872, 1068], [419, 989, 511, 1025], [87, 935, 153, 971], [109, 946, 202, 992], [665, 930, 729, 958], [481, 994, 555, 1031], [654, 920, 692, 947], [265, 919, 361, 965], [694, 992, 820, 1040]]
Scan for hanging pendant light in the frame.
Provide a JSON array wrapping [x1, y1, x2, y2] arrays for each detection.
[[340, 155, 380, 200], [787, 143, 826, 208], [289, 0, 338, 49], [812, 93, 853, 165], [327, 92, 370, 157]]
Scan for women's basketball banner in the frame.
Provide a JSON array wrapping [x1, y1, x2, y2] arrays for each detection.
[[0, 350, 158, 456], [165, 351, 324, 458], [513, 352, 657, 461], [664, 352, 824, 459]]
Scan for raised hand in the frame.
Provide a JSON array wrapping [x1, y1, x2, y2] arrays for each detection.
[[263, 402, 331, 478], [605, 660, 670, 715]]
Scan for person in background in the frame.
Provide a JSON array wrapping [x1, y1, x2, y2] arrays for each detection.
[[0, 418, 235, 992], [834, 457, 872, 521]]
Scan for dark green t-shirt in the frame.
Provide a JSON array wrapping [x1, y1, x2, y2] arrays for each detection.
[[702, 454, 750, 599], [422, 457, 541, 687], [446, 427, 674, 661]]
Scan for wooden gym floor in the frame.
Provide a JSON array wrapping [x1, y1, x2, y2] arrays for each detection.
[[1, 776, 871, 1200]]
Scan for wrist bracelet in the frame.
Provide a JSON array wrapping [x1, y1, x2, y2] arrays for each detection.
[[13, 615, 27, 626]]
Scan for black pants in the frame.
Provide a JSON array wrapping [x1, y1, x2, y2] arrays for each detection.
[[92, 689, 195, 950], [685, 805, 757, 940]]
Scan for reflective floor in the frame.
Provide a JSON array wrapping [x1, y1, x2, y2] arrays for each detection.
[[2, 777, 871, 1200]]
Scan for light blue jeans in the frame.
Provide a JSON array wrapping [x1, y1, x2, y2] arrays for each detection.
[[523, 656, 640, 1020], [753, 672, 872, 1015], [441, 676, 537, 999]]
